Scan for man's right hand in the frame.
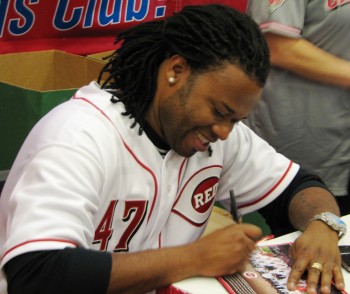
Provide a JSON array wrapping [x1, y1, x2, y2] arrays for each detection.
[[189, 223, 262, 277]]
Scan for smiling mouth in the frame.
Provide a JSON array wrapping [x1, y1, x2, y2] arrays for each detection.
[[195, 130, 210, 145]]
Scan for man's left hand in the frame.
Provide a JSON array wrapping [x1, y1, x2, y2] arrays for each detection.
[[287, 221, 345, 294]]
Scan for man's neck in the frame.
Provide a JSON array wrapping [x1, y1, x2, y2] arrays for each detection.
[[143, 122, 170, 156]]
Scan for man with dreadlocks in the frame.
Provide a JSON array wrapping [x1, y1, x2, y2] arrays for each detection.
[[0, 4, 346, 294]]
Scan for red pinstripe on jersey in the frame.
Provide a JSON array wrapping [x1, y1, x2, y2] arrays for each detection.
[[238, 160, 293, 209], [3, 238, 79, 259]]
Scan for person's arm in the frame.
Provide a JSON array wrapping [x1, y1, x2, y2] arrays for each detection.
[[288, 187, 340, 231], [265, 33, 350, 88], [106, 223, 261, 293], [4, 225, 262, 294], [5, 248, 112, 294]]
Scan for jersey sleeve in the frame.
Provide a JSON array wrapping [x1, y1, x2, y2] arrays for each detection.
[[1, 144, 103, 266], [0, 99, 111, 269], [247, 0, 308, 38], [216, 122, 300, 215]]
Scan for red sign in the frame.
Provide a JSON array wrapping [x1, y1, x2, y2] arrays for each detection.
[[0, 0, 247, 55]]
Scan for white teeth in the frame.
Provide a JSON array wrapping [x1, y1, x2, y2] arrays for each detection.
[[196, 131, 209, 144]]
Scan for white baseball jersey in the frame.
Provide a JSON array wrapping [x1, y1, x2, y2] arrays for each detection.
[[246, 0, 350, 196], [0, 81, 299, 289]]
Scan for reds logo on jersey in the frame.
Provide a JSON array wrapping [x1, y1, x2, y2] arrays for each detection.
[[172, 166, 222, 226], [267, 0, 286, 12], [192, 177, 219, 213]]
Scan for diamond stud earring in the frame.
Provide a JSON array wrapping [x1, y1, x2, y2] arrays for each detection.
[[168, 77, 176, 85]]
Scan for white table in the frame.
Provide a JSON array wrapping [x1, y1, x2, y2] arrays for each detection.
[[169, 214, 350, 293]]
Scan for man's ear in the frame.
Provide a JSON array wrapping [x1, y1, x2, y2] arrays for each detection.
[[166, 55, 190, 85]]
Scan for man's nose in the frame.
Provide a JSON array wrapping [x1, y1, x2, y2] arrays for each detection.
[[211, 121, 234, 141]]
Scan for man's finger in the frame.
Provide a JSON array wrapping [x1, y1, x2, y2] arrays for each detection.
[[307, 264, 323, 294], [288, 261, 308, 291]]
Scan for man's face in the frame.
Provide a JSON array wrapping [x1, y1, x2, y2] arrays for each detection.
[[155, 63, 262, 157]]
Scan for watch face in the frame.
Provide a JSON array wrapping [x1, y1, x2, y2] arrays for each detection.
[[325, 213, 347, 236], [335, 217, 346, 226], [326, 212, 346, 226]]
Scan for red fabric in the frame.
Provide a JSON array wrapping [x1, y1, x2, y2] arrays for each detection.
[[156, 284, 189, 294], [0, 0, 247, 55]]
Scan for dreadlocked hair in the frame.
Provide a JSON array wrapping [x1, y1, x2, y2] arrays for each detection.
[[98, 4, 270, 134]]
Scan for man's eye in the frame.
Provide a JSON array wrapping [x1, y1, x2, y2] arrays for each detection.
[[214, 109, 225, 117], [214, 108, 240, 124]]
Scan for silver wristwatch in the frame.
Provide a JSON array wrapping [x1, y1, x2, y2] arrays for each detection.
[[309, 212, 347, 239]]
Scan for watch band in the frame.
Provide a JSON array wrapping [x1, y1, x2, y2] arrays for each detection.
[[309, 212, 347, 239]]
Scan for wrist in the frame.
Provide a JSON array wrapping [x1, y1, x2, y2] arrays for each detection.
[[185, 242, 205, 277]]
